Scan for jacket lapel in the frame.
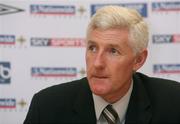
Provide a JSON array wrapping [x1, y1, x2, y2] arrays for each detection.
[[125, 73, 152, 124], [72, 78, 96, 124]]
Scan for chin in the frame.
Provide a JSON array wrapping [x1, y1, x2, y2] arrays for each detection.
[[90, 83, 110, 96]]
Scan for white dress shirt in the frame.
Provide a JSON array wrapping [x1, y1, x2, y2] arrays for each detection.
[[92, 81, 133, 124]]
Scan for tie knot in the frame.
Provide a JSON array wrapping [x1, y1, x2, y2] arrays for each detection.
[[102, 104, 119, 124]]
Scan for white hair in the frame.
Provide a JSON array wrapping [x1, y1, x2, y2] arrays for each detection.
[[87, 5, 149, 54]]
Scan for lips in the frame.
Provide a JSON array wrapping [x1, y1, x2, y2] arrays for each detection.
[[88, 70, 109, 80], [93, 76, 108, 78], [91, 74, 109, 79]]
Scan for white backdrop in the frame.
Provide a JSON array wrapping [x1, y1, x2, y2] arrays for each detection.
[[0, 0, 180, 124]]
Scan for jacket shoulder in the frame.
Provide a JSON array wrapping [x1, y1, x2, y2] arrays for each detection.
[[134, 72, 180, 89], [134, 72, 180, 101], [34, 77, 88, 102]]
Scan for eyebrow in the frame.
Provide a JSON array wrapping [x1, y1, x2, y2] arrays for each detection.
[[86, 40, 97, 46], [87, 40, 95, 43], [108, 44, 120, 49], [88, 40, 122, 49]]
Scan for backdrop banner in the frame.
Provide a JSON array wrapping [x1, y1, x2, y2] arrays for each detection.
[[0, 0, 180, 124]]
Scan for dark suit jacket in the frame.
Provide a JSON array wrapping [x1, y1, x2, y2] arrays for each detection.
[[24, 72, 180, 124]]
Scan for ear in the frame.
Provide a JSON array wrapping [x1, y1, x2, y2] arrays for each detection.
[[133, 49, 148, 71]]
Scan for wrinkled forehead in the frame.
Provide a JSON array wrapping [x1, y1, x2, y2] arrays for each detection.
[[86, 28, 131, 48]]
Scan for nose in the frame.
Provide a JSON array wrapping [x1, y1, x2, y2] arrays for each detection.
[[94, 51, 105, 69]]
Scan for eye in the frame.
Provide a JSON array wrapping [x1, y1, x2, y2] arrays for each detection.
[[110, 48, 120, 56], [88, 44, 97, 53]]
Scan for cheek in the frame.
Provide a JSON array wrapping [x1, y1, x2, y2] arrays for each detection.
[[85, 52, 90, 65], [85, 54, 92, 73], [86, 53, 95, 66], [110, 59, 135, 76]]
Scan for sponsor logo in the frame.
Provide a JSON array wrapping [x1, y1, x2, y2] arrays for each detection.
[[16, 36, 26, 45], [31, 67, 77, 78], [30, 4, 75, 15], [0, 98, 16, 108], [0, 35, 27, 47], [0, 4, 24, 15], [0, 35, 15, 45], [30, 37, 85, 47], [77, 6, 86, 15], [17, 99, 27, 108], [152, 1, 180, 12], [152, 34, 180, 43], [91, 3, 147, 17], [0, 62, 11, 84], [0, 98, 27, 111], [153, 64, 180, 74], [79, 68, 86, 76]]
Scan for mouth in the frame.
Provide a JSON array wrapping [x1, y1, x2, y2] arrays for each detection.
[[92, 75, 108, 79], [90, 75, 109, 84]]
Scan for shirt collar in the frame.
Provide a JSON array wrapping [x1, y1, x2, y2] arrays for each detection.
[[92, 80, 133, 122]]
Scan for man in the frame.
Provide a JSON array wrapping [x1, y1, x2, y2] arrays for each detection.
[[24, 6, 180, 124]]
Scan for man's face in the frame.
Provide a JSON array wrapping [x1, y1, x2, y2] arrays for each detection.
[[86, 28, 139, 101]]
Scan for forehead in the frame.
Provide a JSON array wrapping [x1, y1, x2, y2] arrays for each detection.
[[87, 28, 129, 46]]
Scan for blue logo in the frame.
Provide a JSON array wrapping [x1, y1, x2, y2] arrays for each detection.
[[153, 64, 180, 74], [91, 3, 147, 17], [152, 2, 180, 12], [30, 4, 75, 15], [31, 67, 77, 77], [0, 62, 11, 84], [0, 35, 15, 45], [0, 98, 16, 108]]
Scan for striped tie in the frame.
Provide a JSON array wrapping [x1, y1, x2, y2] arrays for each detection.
[[102, 104, 119, 124]]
